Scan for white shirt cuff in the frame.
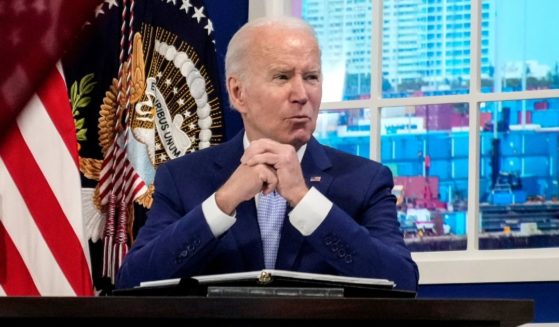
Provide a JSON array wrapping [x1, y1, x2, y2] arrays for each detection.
[[202, 193, 236, 237], [289, 187, 333, 236]]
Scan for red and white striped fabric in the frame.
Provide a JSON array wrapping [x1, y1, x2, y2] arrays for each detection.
[[97, 141, 148, 208], [0, 64, 93, 296]]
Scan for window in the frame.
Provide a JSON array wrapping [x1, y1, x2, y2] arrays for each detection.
[[479, 99, 559, 250], [379, 103, 470, 252], [285, 0, 559, 284]]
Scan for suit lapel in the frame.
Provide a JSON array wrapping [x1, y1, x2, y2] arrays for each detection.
[[212, 132, 244, 191], [276, 137, 333, 270], [301, 138, 334, 196], [232, 200, 265, 270]]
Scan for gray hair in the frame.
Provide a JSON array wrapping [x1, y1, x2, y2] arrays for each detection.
[[225, 16, 320, 84]]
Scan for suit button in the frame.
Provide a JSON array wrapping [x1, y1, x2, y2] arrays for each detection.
[[337, 248, 346, 258], [179, 249, 189, 258], [330, 239, 340, 252], [344, 254, 353, 263]]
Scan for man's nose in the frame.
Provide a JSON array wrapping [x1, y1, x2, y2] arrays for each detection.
[[289, 76, 308, 105]]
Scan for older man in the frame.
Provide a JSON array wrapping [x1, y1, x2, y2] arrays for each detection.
[[116, 16, 419, 292]]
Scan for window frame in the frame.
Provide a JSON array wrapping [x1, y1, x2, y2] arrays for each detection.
[[249, 0, 559, 284]]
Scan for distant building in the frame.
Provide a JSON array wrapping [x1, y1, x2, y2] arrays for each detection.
[[299, 0, 495, 98]]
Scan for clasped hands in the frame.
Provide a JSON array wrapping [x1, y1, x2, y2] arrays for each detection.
[[215, 138, 309, 215]]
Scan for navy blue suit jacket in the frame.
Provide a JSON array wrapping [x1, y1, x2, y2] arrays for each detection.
[[116, 131, 419, 291]]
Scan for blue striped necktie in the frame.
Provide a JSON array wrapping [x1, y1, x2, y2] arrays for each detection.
[[257, 191, 287, 269]]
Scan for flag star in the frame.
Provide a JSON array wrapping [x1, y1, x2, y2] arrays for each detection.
[[184, 111, 191, 118], [9, 29, 21, 46], [155, 142, 162, 151], [32, 0, 46, 14], [156, 71, 163, 78], [104, 0, 118, 9], [166, 0, 177, 5], [94, 3, 105, 17], [204, 19, 214, 35], [12, 0, 26, 15], [189, 122, 196, 130], [159, 153, 168, 162], [192, 6, 205, 23], [172, 87, 178, 94], [165, 78, 172, 86], [180, 0, 192, 14], [177, 98, 185, 106]]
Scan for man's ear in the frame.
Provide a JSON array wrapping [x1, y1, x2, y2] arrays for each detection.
[[227, 76, 246, 113]]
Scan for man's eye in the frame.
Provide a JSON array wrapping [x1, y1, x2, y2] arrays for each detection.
[[275, 74, 288, 80], [306, 74, 319, 81]]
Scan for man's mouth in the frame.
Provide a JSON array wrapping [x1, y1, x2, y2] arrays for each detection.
[[288, 115, 310, 123]]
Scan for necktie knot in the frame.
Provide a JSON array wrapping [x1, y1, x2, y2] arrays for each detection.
[[257, 192, 287, 269]]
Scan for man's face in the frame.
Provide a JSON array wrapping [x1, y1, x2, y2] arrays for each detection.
[[229, 26, 322, 149]]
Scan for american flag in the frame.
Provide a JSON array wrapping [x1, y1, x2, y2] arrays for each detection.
[[0, 0, 99, 296]]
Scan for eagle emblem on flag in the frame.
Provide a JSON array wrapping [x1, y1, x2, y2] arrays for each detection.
[[68, 0, 225, 290]]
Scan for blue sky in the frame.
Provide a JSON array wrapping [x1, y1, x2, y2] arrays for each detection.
[[496, 0, 559, 67]]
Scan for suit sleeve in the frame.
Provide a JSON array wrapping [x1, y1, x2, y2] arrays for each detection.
[[305, 165, 419, 291], [115, 163, 219, 289]]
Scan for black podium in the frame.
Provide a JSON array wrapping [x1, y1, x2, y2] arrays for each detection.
[[0, 296, 533, 326]]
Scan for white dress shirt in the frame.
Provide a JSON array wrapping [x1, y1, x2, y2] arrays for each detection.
[[201, 134, 333, 237]]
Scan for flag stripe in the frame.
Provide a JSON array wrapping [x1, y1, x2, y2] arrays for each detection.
[[0, 128, 90, 295], [20, 65, 90, 252], [17, 95, 86, 246], [0, 221, 40, 295], [0, 65, 93, 295], [98, 142, 147, 205], [0, 158, 73, 295], [36, 64, 79, 167]]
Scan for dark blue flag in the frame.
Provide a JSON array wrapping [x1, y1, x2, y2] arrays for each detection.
[[63, 0, 246, 293]]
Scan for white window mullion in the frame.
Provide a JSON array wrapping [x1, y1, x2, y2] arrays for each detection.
[[370, 0, 384, 162], [466, 0, 482, 251], [248, 0, 291, 20]]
